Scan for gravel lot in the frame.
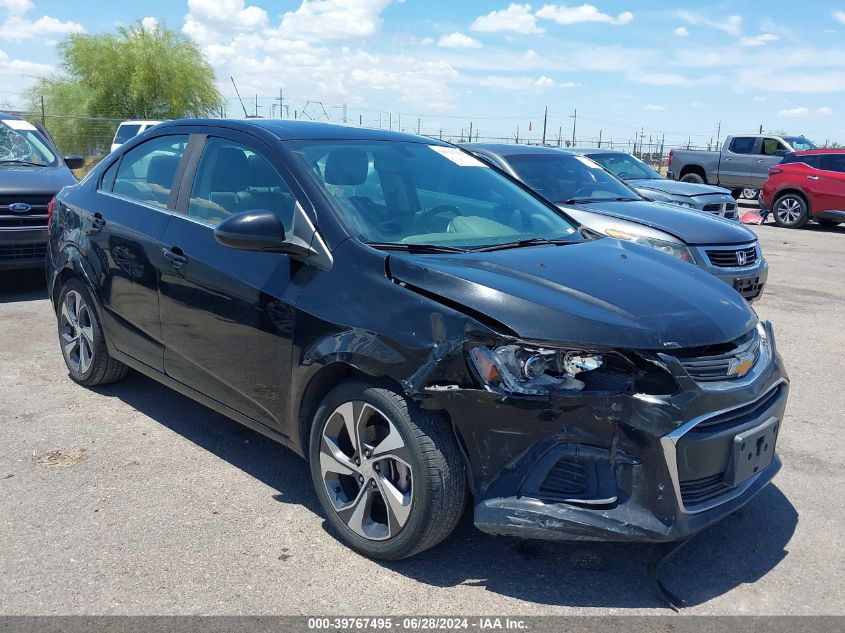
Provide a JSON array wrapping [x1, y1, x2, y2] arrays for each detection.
[[1, 217, 844, 616]]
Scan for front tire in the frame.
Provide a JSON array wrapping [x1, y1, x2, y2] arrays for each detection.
[[773, 193, 809, 228], [57, 279, 128, 387], [309, 381, 467, 560]]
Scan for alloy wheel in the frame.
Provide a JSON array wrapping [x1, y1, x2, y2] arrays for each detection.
[[776, 197, 802, 225], [319, 401, 414, 541], [60, 290, 94, 375], [742, 188, 759, 199]]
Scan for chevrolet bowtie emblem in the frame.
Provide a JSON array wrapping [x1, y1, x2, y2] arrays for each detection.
[[727, 353, 755, 378]]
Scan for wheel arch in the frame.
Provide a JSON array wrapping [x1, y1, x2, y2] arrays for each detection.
[[295, 361, 407, 459], [773, 187, 812, 214], [679, 164, 707, 182]]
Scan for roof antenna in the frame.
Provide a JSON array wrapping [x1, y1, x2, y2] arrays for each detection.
[[230, 76, 249, 118]]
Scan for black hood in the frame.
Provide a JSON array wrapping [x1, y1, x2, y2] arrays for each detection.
[[388, 238, 757, 350], [571, 199, 755, 245], [627, 178, 731, 198], [0, 165, 77, 195]]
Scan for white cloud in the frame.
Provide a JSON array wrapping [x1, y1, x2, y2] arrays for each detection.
[[419, 36, 434, 45], [183, 0, 268, 44], [834, 10, 845, 26], [739, 33, 778, 47], [277, 0, 392, 42], [471, 3, 544, 34], [644, 104, 665, 111], [141, 16, 159, 31], [0, 47, 52, 95], [778, 107, 809, 116], [0, 0, 33, 15], [477, 74, 565, 91], [673, 26, 688, 36], [778, 106, 833, 117], [438, 32, 482, 49], [536, 4, 634, 26], [0, 14, 84, 42], [676, 11, 742, 36]]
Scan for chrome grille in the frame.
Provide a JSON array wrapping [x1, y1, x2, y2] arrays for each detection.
[[0, 194, 52, 229], [705, 245, 757, 268], [674, 329, 761, 382]]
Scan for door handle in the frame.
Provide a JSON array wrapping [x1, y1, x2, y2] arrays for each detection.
[[807, 175, 820, 180], [756, 159, 765, 163], [162, 247, 188, 269]]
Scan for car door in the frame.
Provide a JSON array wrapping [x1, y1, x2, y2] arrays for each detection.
[[719, 137, 756, 187], [749, 137, 789, 187], [812, 153, 845, 213], [91, 133, 190, 370], [157, 131, 303, 434]]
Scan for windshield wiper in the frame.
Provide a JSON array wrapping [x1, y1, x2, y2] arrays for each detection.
[[366, 242, 468, 254], [470, 237, 573, 253], [0, 159, 47, 167]]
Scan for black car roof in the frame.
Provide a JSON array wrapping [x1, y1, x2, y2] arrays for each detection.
[[154, 118, 448, 144], [463, 143, 578, 157]]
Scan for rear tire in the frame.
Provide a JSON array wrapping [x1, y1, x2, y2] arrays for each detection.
[[57, 279, 129, 387], [309, 380, 467, 560], [681, 173, 705, 184], [731, 188, 743, 200], [772, 193, 809, 229]]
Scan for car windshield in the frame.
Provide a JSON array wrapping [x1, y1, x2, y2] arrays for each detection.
[[0, 119, 57, 166], [586, 152, 662, 180], [287, 140, 579, 249], [504, 153, 641, 204], [784, 137, 817, 151]]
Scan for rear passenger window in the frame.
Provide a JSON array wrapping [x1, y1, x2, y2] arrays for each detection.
[[111, 135, 188, 208], [819, 154, 845, 173], [759, 138, 788, 156], [186, 137, 295, 229], [729, 137, 755, 154]]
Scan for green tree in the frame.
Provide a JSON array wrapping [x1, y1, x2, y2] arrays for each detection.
[[28, 22, 223, 156]]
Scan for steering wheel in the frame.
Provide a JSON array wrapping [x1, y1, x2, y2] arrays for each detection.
[[617, 171, 631, 179], [416, 204, 462, 230]]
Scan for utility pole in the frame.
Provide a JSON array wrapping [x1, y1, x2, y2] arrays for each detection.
[[715, 120, 721, 149], [389, 113, 392, 130], [759, 124, 763, 134], [469, 121, 473, 142], [558, 126, 562, 147], [598, 129, 602, 148], [515, 125, 520, 144], [397, 112, 401, 131], [230, 76, 248, 117], [571, 109, 577, 147], [342, 103, 347, 123], [40, 95, 45, 126], [359, 114, 362, 126], [276, 89, 284, 119], [541, 106, 548, 145], [254, 94, 259, 117], [379, 112, 382, 128], [417, 118, 421, 135]]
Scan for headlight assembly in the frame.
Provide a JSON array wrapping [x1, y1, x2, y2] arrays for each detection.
[[605, 228, 693, 262], [468, 344, 604, 395]]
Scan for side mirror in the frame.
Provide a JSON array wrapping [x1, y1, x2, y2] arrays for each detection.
[[64, 155, 85, 170], [214, 210, 287, 252]]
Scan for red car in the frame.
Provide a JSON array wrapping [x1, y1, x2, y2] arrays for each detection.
[[761, 149, 845, 228]]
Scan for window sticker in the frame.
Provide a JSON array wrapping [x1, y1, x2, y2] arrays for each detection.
[[428, 145, 488, 167], [1, 119, 38, 131]]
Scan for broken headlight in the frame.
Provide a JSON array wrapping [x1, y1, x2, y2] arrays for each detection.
[[468, 344, 604, 395]]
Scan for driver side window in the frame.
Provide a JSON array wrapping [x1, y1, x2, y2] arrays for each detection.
[[187, 137, 295, 229], [759, 138, 787, 156]]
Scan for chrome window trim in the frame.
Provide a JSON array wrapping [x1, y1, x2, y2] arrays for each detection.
[[660, 376, 787, 515], [98, 190, 177, 215]]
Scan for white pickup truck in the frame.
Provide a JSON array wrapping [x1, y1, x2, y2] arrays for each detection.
[[667, 134, 817, 197]]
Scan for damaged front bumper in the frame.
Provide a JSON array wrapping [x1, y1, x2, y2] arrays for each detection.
[[421, 322, 789, 543]]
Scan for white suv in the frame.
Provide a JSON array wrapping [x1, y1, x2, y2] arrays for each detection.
[[110, 120, 163, 153]]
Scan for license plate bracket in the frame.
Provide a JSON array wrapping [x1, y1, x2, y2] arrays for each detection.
[[724, 416, 779, 487]]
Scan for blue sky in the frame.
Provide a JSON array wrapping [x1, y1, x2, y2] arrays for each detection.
[[1, 1, 844, 145]]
